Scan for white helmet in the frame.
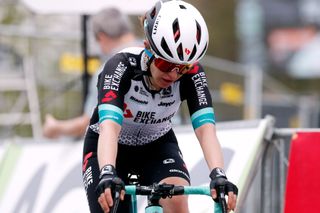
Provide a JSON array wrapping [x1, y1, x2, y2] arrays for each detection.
[[144, 0, 209, 65]]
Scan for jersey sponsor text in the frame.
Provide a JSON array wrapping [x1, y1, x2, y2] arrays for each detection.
[[191, 72, 208, 106], [103, 62, 127, 91], [133, 111, 175, 124]]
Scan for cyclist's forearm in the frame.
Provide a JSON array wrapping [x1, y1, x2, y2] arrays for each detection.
[[195, 123, 224, 170], [97, 120, 121, 168]]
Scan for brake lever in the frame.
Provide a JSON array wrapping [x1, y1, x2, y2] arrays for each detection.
[[217, 185, 228, 213], [110, 184, 122, 213]]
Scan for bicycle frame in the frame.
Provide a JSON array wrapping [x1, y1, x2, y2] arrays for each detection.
[[125, 184, 225, 213]]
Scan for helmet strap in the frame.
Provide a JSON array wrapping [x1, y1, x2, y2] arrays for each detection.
[[144, 48, 155, 76], [144, 48, 153, 58]]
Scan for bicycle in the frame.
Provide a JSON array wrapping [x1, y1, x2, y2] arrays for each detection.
[[110, 182, 228, 213]]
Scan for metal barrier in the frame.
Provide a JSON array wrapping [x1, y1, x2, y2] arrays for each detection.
[[240, 116, 320, 213]]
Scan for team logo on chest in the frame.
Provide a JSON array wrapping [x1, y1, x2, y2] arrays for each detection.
[[123, 103, 133, 118], [129, 96, 148, 105], [160, 86, 173, 98], [133, 110, 175, 124], [134, 85, 149, 97]]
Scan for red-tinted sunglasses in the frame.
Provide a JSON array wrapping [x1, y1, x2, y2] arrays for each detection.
[[154, 57, 193, 75]]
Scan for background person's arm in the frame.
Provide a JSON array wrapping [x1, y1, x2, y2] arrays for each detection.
[[43, 113, 90, 138]]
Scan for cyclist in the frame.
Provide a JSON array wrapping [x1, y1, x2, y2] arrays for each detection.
[[82, 0, 238, 212]]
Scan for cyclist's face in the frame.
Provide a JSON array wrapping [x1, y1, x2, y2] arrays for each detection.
[[149, 61, 183, 90]]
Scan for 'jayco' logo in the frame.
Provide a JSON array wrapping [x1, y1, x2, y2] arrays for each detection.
[[158, 101, 175, 107]]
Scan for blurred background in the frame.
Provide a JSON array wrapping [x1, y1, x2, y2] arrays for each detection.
[[1, 0, 320, 139]]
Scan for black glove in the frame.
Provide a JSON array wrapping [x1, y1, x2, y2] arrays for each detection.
[[209, 167, 238, 202], [96, 164, 125, 196]]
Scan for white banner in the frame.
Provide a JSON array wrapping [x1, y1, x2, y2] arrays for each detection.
[[0, 141, 88, 213], [0, 118, 270, 212], [21, 0, 158, 15]]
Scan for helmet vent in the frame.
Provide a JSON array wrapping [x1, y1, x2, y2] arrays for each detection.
[[197, 42, 207, 60], [150, 7, 157, 19], [172, 19, 180, 43], [161, 38, 173, 58], [196, 21, 201, 44], [188, 45, 197, 62], [177, 43, 184, 60], [179, 5, 186, 9]]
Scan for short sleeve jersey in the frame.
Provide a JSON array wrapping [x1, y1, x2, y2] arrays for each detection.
[[87, 47, 215, 146]]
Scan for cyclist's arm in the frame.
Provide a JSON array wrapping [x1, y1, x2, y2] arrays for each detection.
[[194, 123, 224, 170], [182, 64, 224, 170], [98, 120, 121, 167], [182, 64, 237, 212], [96, 53, 131, 168], [95, 54, 132, 212]]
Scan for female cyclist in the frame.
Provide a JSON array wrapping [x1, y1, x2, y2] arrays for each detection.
[[82, 0, 238, 212]]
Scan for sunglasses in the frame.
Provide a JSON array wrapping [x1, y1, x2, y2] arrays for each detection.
[[153, 57, 193, 75]]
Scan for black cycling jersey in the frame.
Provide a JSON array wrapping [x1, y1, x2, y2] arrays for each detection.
[[84, 47, 215, 150], [82, 47, 216, 213]]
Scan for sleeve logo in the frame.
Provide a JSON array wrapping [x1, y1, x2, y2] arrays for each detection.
[[101, 91, 117, 103]]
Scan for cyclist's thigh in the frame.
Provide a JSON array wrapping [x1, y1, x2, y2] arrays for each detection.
[[82, 152, 131, 213], [139, 132, 191, 185]]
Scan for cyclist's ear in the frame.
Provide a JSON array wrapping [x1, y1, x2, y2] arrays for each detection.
[[144, 39, 151, 49]]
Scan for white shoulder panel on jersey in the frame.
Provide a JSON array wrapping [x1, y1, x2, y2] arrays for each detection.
[[119, 47, 144, 54]]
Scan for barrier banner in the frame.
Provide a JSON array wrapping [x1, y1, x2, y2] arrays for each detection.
[[0, 141, 89, 213], [0, 118, 270, 212], [284, 132, 320, 213]]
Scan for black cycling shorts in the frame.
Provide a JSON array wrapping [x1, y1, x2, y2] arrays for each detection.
[[82, 129, 190, 213]]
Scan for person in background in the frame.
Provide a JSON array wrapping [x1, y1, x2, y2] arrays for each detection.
[[43, 7, 139, 139], [82, 0, 238, 212]]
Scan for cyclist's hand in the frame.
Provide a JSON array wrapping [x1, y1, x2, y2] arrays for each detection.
[[96, 164, 125, 213], [209, 167, 238, 212]]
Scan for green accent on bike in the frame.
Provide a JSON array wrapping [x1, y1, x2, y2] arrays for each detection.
[[125, 185, 136, 195], [214, 202, 223, 213], [145, 205, 162, 213], [191, 107, 215, 129], [125, 185, 225, 213], [98, 104, 123, 125], [0, 143, 22, 202], [131, 192, 138, 213], [183, 185, 210, 195]]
